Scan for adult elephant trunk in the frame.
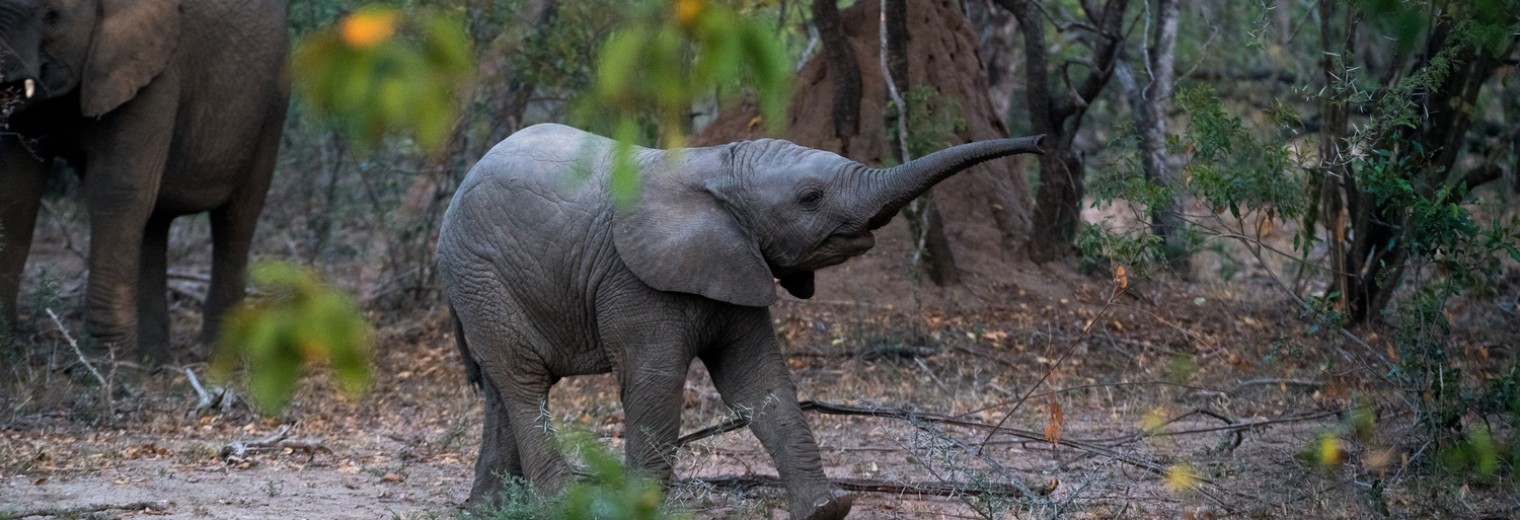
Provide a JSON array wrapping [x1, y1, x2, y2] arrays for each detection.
[[857, 135, 1045, 229]]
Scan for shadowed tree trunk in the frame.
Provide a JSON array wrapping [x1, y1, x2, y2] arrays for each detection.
[[814, 0, 862, 153], [1316, 1, 1517, 324], [995, 0, 1131, 264]]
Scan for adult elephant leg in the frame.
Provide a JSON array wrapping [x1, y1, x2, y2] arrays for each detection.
[[467, 370, 525, 508], [701, 310, 852, 520], [203, 106, 280, 347], [136, 214, 175, 360], [205, 200, 258, 347], [0, 147, 47, 330], [81, 79, 178, 361]]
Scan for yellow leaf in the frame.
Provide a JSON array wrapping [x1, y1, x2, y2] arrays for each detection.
[[1113, 265, 1129, 291], [1164, 464, 1199, 491], [674, 0, 707, 28], [1317, 434, 1343, 467], [340, 9, 398, 49], [1141, 408, 1167, 434]]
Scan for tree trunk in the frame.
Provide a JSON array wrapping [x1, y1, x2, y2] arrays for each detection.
[[1027, 149, 1085, 262], [1316, 1, 1516, 324], [814, 0, 861, 152], [1116, 0, 1187, 272], [883, 0, 960, 285], [998, 0, 1131, 264]]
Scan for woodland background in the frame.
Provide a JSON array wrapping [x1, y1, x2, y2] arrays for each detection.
[[3, 0, 1519, 518]]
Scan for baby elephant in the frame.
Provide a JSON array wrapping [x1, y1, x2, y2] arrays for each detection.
[[438, 123, 1042, 519]]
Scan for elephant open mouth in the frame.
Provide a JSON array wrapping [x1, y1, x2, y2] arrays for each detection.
[[0, 80, 34, 125], [794, 231, 876, 271]]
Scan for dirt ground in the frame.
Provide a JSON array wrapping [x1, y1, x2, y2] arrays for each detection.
[[3, 198, 1519, 519], [4, 282, 1517, 519]]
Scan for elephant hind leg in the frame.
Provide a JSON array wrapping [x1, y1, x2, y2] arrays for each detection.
[[136, 214, 175, 362], [202, 102, 282, 348], [450, 289, 568, 500], [466, 370, 526, 509]]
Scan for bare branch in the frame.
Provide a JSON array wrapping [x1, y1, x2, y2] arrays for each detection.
[[47, 308, 112, 411], [684, 474, 1052, 498]]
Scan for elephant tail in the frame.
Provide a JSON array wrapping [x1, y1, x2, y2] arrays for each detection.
[[451, 307, 484, 391]]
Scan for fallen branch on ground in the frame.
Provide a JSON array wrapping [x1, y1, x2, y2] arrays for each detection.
[[1234, 378, 1324, 389], [12, 500, 169, 518], [683, 474, 1054, 498], [185, 368, 237, 414], [221, 424, 332, 464], [680, 399, 1304, 508]]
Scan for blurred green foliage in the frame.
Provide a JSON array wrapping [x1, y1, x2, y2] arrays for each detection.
[[576, 0, 792, 203], [213, 262, 372, 414], [554, 431, 686, 520], [469, 430, 687, 520], [290, 4, 473, 153]]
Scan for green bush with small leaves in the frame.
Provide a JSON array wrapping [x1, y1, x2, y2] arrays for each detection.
[[212, 262, 372, 414]]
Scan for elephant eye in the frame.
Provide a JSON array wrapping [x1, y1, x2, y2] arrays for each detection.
[[43, 9, 60, 25], [797, 189, 824, 210]]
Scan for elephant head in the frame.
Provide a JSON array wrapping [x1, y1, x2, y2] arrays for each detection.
[[0, 0, 181, 118], [614, 136, 1044, 306]]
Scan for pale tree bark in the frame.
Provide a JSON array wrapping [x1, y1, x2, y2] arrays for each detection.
[[883, 0, 960, 285], [1115, 0, 1187, 272], [995, 0, 1132, 263]]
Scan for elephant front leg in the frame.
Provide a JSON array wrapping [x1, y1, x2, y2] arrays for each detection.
[[701, 315, 853, 520], [619, 354, 690, 482], [82, 183, 155, 360], [81, 78, 177, 362], [0, 146, 47, 330]]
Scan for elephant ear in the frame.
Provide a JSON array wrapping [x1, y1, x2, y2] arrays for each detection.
[[612, 149, 778, 307], [81, 0, 182, 117]]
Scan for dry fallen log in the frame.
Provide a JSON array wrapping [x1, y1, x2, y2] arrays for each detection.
[[14, 500, 169, 518]]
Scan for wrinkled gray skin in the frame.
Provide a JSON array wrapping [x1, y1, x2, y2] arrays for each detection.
[[0, 0, 289, 362], [438, 123, 1043, 519]]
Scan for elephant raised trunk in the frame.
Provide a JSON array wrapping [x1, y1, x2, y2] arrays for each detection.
[[857, 135, 1045, 229]]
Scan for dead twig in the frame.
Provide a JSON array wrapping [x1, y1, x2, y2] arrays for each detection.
[[13, 500, 169, 518], [684, 474, 1054, 498], [1235, 378, 1324, 389], [221, 424, 332, 464], [185, 368, 237, 414], [46, 308, 112, 411]]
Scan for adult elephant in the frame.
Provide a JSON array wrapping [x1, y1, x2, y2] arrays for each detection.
[[0, 0, 289, 362], [438, 124, 1043, 519]]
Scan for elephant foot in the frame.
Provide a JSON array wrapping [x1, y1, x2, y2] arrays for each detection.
[[795, 492, 854, 520]]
